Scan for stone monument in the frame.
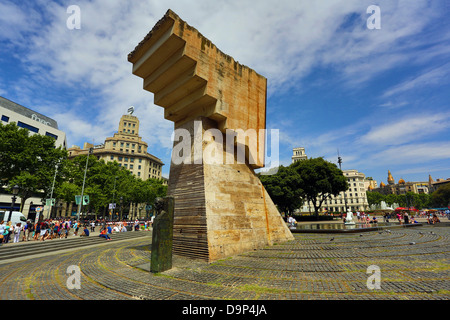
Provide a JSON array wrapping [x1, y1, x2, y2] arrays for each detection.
[[129, 9, 294, 262], [150, 196, 174, 273]]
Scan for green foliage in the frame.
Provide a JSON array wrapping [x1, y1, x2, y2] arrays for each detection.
[[366, 191, 432, 210], [258, 157, 348, 218], [431, 184, 450, 207], [291, 157, 348, 217], [56, 154, 167, 216], [0, 122, 67, 210], [258, 165, 303, 214], [0, 122, 167, 216]]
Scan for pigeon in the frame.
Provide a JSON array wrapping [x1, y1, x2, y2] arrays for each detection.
[[360, 234, 363, 237], [409, 242, 416, 245], [330, 237, 334, 241], [419, 232, 424, 235]]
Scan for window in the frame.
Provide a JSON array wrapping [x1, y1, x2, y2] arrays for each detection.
[[45, 132, 58, 140], [138, 165, 141, 170], [130, 164, 133, 169], [120, 142, 124, 147], [1, 115, 9, 122], [118, 157, 123, 161], [130, 158, 134, 162], [17, 121, 39, 133], [124, 157, 128, 162], [110, 156, 114, 160], [124, 164, 128, 168]]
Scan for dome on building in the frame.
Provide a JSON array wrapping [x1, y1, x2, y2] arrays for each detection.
[[380, 182, 386, 187], [387, 170, 395, 184], [398, 178, 405, 184]]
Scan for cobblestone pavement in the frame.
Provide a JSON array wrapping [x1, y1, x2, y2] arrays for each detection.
[[0, 223, 449, 300]]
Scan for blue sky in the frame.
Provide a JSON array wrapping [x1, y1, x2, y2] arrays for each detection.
[[1, 0, 449, 186]]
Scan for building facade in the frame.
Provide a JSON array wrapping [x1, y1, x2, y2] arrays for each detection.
[[299, 169, 370, 213], [292, 147, 307, 163], [373, 170, 430, 195], [68, 113, 164, 180], [1, 96, 68, 217], [0, 96, 67, 149]]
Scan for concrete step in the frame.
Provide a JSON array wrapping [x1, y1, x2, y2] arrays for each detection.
[[0, 231, 151, 261]]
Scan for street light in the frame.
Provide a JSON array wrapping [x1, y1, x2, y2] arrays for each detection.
[[337, 151, 349, 214], [112, 176, 118, 222], [7, 184, 20, 222], [77, 148, 93, 221], [120, 196, 123, 221]]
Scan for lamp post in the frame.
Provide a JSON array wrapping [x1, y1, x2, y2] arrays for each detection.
[[77, 148, 93, 221], [112, 176, 118, 222], [27, 201, 33, 220], [120, 196, 123, 221], [7, 185, 20, 222], [337, 152, 349, 214]]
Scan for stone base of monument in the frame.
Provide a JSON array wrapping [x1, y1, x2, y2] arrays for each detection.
[[167, 117, 294, 263]]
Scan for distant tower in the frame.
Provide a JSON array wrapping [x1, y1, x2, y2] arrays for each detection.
[[428, 174, 435, 193], [387, 170, 395, 185], [292, 147, 307, 163]]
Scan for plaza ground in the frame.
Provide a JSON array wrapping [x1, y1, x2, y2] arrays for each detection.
[[0, 219, 448, 302]]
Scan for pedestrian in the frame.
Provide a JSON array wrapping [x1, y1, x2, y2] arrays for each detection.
[[0, 221, 5, 245], [73, 220, 79, 236], [21, 221, 28, 242], [99, 228, 111, 240], [34, 222, 41, 241], [64, 222, 70, 238], [13, 223, 23, 243], [26, 220, 33, 241], [80, 226, 90, 237], [3, 221, 13, 243], [404, 212, 409, 224], [107, 224, 112, 234]]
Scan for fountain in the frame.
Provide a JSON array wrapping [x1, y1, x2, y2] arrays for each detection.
[[344, 209, 356, 225]]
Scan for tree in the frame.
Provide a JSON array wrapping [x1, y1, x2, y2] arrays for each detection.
[[258, 165, 303, 215], [366, 191, 385, 207], [292, 157, 348, 218], [385, 193, 399, 206], [0, 122, 67, 211], [431, 184, 450, 208]]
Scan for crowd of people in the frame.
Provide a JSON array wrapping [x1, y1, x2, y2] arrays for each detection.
[[0, 217, 155, 246]]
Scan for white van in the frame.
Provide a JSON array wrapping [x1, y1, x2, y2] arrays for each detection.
[[0, 211, 28, 227]]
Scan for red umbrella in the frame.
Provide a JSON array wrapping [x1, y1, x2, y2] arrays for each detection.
[[395, 207, 407, 211]]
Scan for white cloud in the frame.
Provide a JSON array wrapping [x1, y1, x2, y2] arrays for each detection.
[[383, 63, 450, 98], [2, 0, 449, 181], [359, 112, 450, 146]]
